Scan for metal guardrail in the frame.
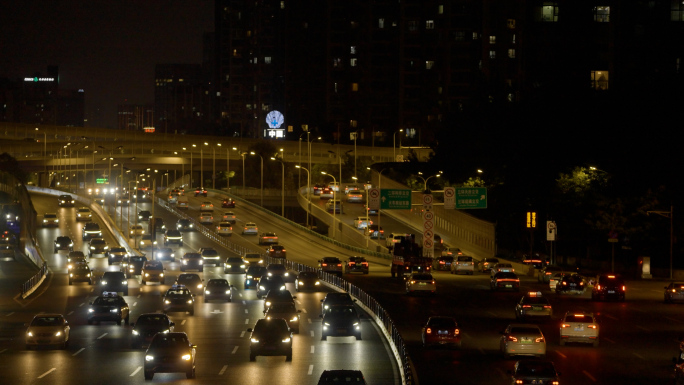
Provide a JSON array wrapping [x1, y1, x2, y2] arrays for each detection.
[[21, 263, 48, 299]]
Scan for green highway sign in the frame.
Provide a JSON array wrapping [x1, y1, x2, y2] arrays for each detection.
[[96, 178, 109, 184], [456, 187, 487, 209], [380, 189, 411, 210]]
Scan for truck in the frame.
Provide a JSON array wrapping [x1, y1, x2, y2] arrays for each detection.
[[390, 234, 433, 278]]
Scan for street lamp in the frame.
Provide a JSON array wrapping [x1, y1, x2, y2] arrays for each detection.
[[240, 152, 248, 190], [393, 129, 404, 161], [250, 151, 264, 207], [416, 171, 442, 193], [227, 146, 237, 191], [271, 155, 285, 217], [321, 171, 337, 237], [296, 165, 311, 228], [308, 136, 321, 185], [191, 144, 196, 187], [213, 143, 220, 190]]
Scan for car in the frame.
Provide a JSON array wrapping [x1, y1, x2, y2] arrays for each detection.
[[320, 187, 334, 199], [665, 282, 684, 303], [479, 257, 500, 272], [194, 187, 208, 197], [162, 284, 195, 315], [141, 260, 165, 285], [451, 255, 475, 275], [143, 332, 196, 380], [491, 272, 520, 291], [325, 199, 343, 213], [320, 292, 356, 315], [224, 256, 247, 273], [258, 232, 279, 245], [434, 256, 454, 271], [200, 201, 214, 211], [177, 196, 189, 209], [245, 265, 268, 289], [222, 198, 236, 208], [353, 216, 372, 229], [319, 256, 343, 276], [242, 222, 258, 235], [152, 247, 175, 262], [267, 245, 287, 259], [441, 247, 463, 257], [221, 211, 237, 223], [87, 292, 130, 325], [263, 289, 297, 313], [317, 370, 367, 385], [560, 311, 600, 347], [100, 271, 129, 295], [198, 247, 221, 266], [328, 181, 340, 192], [117, 195, 130, 206], [312, 184, 324, 196], [548, 272, 568, 291], [347, 190, 364, 203], [265, 302, 301, 334], [538, 265, 565, 283], [244, 252, 264, 266], [344, 184, 360, 194], [82, 222, 102, 240], [175, 273, 204, 295], [152, 218, 166, 232], [138, 210, 152, 221], [490, 263, 515, 276], [198, 212, 214, 224], [125, 255, 148, 278], [69, 264, 93, 285], [500, 324, 546, 359], [57, 194, 75, 207], [53, 235, 74, 253], [345, 256, 369, 274], [204, 278, 233, 302], [266, 263, 289, 278], [180, 252, 203, 272], [515, 292, 553, 321], [247, 318, 293, 361], [67, 251, 88, 270], [366, 224, 384, 239], [129, 224, 145, 237], [321, 304, 362, 340], [167, 193, 178, 204], [42, 213, 59, 227], [257, 275, 286, 299], [76, 207, 92, 221], [25, 314, 70, 350], [406, 272, 436, 295], [0, 232, 15, 256], [106, 246, 128, 265], [507, 360, 560, 385], [176, 219, 194, 231], [130, 313, 175, 349], [592, 273, 626, 301], [88, 237, 109, 257], [138, 234, 157, 250], [295, 271, 321, 291], [421, 316, 461, 349], [216, 221, 233, 235], [555, 273, 585, 295], [163, 229, 183, 246]]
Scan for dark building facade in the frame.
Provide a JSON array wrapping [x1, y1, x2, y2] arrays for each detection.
[[154, 64, 212, 135]]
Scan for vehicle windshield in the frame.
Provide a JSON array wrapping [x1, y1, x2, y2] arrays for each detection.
[[226, 257, 243, 263], [516, 362, 556, 376], [299, 272, 318, 278], [254, 320, 288, 334], [151, 334, 188, 348], [269, 303, 296, 313], [167, 289, 191, 296], [136, 315, 169, 326], [177, 275, 200, 283], [496, 273, 518, 279], [247, 267, 267, 275], [208, 279, 229, 287], [145, 261, 163, 269], [428, 318, 457, 328], [510, 327, 541, 335], [32, 316, 64, 326], [94, 297, 121, 305], [326, 306, 356, 316], [412, 274, 433, 281], [110, 247, 126, 253], [564, 314, 594, 323], [130, 257, 147, 263], [524, 297, 550, 305]]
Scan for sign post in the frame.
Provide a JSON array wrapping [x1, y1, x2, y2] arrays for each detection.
[[422, 209, 435, 258]]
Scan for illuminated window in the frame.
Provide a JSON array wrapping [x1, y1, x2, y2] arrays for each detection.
[[426, 61, 434, 69], [437, 86, 442, 94], [673, 0, 684, 21], [507, 19, 516, 29], [489, 36, 496, 44], [426, 20, 435, 30], [350, 46, 356, 54], [455, 31, 466, 41], [512, 34, 516, 44], [591, 71, 609, 90], [489, 50, 496, 59], [594, 6, 610, 22], [473, 32, 479, 40], [350, 120, 357, 128], [539, 2, 559, 22], [280, 1, 285, 9], [350, 58, 357, 67], [438, 5, 444, 14], [408, 21, 418, 32], [351, 83, 359, 91], [379, 18, 385, 28], [333, 58, 342, 68], [508, 49, 515, 58], [334, 83, 338, 93], [265, 57, 272, 64]]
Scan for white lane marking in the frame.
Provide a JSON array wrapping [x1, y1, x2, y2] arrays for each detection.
[[555, 351, 567, 358], [636, 325, 650, 332], [72, 348, 85, 356], [130, 366, 142, 377], [97, 333, 107, 339], [296, 300, 302, 305], [308, 365, 314, 375], [231, 346, 238, 354], [310, 345, 315, 353], [137, 294, 141, 298], [603, 337, 615, 343], [79, 303, 85, 307], [666, 317, 683, 323], [308, 318, 312, 324], [67, 311, 74, 316], [310, 331, 315, 337], [301, 308, 307, 313], [245, 318, 249, 324], [0, 348, 7, 354], [181, 320, 186, 326], [487, 311, 497, 317], [239, 293, 243, 297], [583, 370, 597, 382], [38, 368, 56, 378], [633, 352, 645, 360], [245, 309, 248, 314], [219, 365, 227, 375], [242, 300, 246, 305], [132, 302, 137, 307], [604, 314, 618, 321], [240, 331, 245, 338], [5, 312, 14, 317]]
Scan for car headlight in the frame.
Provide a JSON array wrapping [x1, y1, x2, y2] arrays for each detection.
[[284, 273, 289, 276], [159, 273, 164, 277], [205, 290, 211, 295], [268, 272, 273, 276], [290, 316, 299, 322], [250, 338, 259, 343], [240, 265, 245, 268], [130, 268, 135, 272], [103, 246, 108, 249], [315, 281, 320, 285], [197, 284, 203, 289], [145, 273, 149, 277], [88, 309, 94, 313], [122, 281, 128, 285], [282, 337, 291, 343], [55, 331, 61, 337], [27, 331, 33, 337], [90, 246, 95, 250], [165, 300, 171, 304], [162, 329, 170, 334], [69, 273, 73, 277], [199, 260, 203, 265], [101, 280, 107, 285], [265, 301, 272, 307], [247, 275, 253, 279], [69, 243, 73, 247], [259, 286, 265, 291], [110, 309, 118, 313], [86, 273, 91, 277], [187, 300, 193, 304], [226, 265, 232, 268], [280, 285, 286, 290], [225, 290, 230, 294], [182, 354, 191, 361], [145, 355, 154, 361]]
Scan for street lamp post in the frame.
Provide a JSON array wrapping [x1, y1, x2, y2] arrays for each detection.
[[416, 171, 442, 193], [191, 144, 196, 187], [240, 152, 247, 191], [271, 156, 285, 217], [393, 129, 404, 161], [250, 151, 264, 207], [213, 143, 219, 190], [321, 171, 337, 238], [296, 165, 310, 228]]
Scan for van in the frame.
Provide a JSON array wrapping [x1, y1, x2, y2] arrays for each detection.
[[177, 196, 189, 209]]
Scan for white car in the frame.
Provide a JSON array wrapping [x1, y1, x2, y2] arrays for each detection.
[[200, 201, 214, 212], [216, 222, 233, 236], [25, 314, 71, 350], [199, 212, 214, 224], [451, 255, 474, 275], [42, 213, 59, 227], [222, 212, 237, 224], [242, 222, 258, 235], [167, 194, 178, 204], [406, 273, 436, 295], [139, 234, 157, 250], [129, 224, 145, 237], [76, 208, 92, 221], [491, 263, 515, 277], [549, 272, 568, 290], [353, 217, 372, 229], [347, 190, 364, 203], [560, 311, 599, 347], [500, 324, 546, 359], [441, 247, 462, 257]]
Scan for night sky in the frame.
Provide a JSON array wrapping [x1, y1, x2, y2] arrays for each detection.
[[0, 0, 214, 128]]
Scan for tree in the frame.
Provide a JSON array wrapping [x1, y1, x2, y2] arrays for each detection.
[[0, 153, 28, 184]]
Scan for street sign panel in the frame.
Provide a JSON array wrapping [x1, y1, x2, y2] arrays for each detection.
[[422, 193, 433, 211], [455, 187, 487, 209], [380, 189, 411, 210], [423, 210, 434, 257], [368, 188, 380, 210], [444, 187, 455, 209]]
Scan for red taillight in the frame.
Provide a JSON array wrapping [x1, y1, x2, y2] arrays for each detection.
[[281, 249, 286, 252], [454, 329, 460, 335], [535, 337, 544, 343], [522, 305, 531, 308], [337, 264, 342, 267], [322, 263, 328, 267], [543, 305, 552, 309], [362, 263, 368, 267], [622, 286, 626, 291], [545, 272, 552, 275], [588, 325, 597, 329], [426, 328, 432, 334], [431, 280, 435, 285], [562, 281, 567, 286], [596, 284, 601, 290], [440, 261, 445, 264], [561, 324, 569, 328], [507, 336, 517, 342]]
